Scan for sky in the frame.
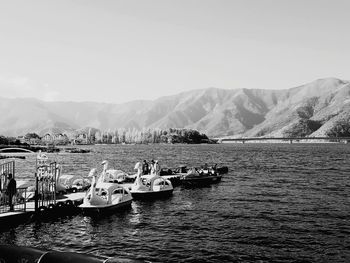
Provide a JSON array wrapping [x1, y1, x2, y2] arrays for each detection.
[[0, 0, 349, 103]]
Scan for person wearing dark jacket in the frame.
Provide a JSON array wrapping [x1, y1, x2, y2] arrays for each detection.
[[142, 160, 149, 175], [6, 173, 16, 211]]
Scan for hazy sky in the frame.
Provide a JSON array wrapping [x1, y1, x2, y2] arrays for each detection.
[[0, 0, 349, 103]]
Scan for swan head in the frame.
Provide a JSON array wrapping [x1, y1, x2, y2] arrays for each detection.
[[134, 162, 142, 170], [101, 160, 109, 171], [88, 168, 97, 177]]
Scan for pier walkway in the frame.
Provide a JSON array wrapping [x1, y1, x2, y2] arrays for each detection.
[[21, 192, 86, 212], [0, 192, 85, 226]]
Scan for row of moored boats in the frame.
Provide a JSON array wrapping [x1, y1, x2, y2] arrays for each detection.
[[19, 161, 227, 215], [78, 161, 226, 214]]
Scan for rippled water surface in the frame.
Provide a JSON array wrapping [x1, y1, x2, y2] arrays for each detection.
[[1, 144, 350, 262]]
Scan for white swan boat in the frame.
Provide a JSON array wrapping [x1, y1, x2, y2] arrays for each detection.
[[79, 170, 133, 214], [58, 174, 91, 193], [130, 162, 173, 199], [100, 160, 130, 183]]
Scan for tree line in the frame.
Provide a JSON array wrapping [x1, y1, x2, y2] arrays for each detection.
[[1, 128, 214, 145], [84, 128, 212, 144], [0, 135, 26, 146]]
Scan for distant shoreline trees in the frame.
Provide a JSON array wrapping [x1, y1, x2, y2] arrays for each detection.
[[86, 128, 213, 144], [0, 128, 215, 146], [0, 135, 28, 146]]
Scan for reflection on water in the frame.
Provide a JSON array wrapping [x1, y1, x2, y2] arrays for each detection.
[[1, 144, 350, 262], [129, 203, 142, 225]]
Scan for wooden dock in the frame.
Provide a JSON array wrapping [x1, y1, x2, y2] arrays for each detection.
[[0, 192, 86, 226], [23, 192, 86, 211]]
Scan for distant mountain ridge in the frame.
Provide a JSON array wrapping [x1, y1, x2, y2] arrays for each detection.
[[1, 78, 349, 138]]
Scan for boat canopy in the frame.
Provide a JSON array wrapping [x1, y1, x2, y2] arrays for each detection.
[[59, 174, 84, 185], [96, 182, 123, 191]]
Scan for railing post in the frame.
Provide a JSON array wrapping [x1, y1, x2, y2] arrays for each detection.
[[24, 188, 27, 212], [35, 174, 38, 212]]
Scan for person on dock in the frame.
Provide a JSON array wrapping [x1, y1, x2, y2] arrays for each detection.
[[154, 160, 161, 176], [6, 173, 17, 211], [150, 160, 155, 175], [142, 160, 149, 175]]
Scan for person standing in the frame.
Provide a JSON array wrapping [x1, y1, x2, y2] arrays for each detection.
[[6, 173, 17, 211], [150, 160, 156, 175], [142, 160, 149, 175], [154, 160, 161, 176]]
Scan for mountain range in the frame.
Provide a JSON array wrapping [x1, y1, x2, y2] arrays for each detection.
[[1, 77, 349, 138]]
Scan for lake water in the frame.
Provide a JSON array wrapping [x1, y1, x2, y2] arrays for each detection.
[[1, 143, 350, 262]]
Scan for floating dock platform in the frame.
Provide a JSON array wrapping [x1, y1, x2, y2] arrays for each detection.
[[0, 192, 85, 227]]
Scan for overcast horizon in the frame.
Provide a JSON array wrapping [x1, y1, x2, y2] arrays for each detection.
[[0, 0, 349, 104]]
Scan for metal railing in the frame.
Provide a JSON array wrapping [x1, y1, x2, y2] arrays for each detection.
[[0, 187, 27, 213], [0, 160, 15, 190]]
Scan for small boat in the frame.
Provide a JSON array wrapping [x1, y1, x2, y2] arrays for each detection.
[[79, 170, 133, 214], [159, 164, 227, 187], [64, 148, 90, 153], [130, 162, 173, 199], [58, 174, 91, 193], [160, 165, 188, 176], [158, 166, 186, 187], [180, 167, 222, 186], [216, 166, 229, 174], [100, 160, 131, 183], [163, 165, 228, 176]]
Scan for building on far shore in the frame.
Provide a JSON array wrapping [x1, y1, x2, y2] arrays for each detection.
[[41, 133, 70, 145]]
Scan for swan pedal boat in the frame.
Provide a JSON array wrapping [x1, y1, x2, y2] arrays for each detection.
[[79, 182, 132, 214], [130, 175, 174, 199], [101, 160, 132, 183], [58, 174, 91, 193], [130, 162, 174, 199]]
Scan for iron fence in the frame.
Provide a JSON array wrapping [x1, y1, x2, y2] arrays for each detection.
[[0, 187, 27, 213]]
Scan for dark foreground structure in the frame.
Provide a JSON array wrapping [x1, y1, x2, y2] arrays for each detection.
[[0, 245, 143, 263]]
